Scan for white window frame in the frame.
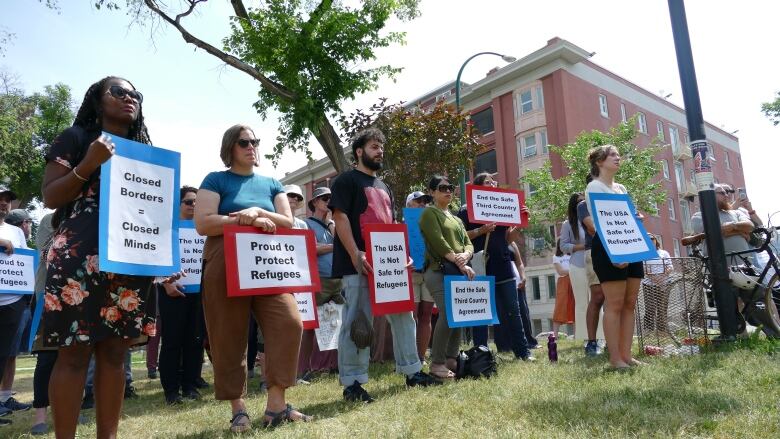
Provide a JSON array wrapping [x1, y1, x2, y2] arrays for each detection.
[[540, 129, 548, 154], [598, 94, 609, 117], [724, 150, 731, 170], [657, 121, 664, 140], [620, 103, 627, 122], [674, 162, 685, 191], [673, 238, 681, 257], [637, 112, 647, 133], [669, 125, 680, 153], [680, 199, 692, 231], [523, 134, 537, 157], [527, 183, 537, 198], [520, 90, 533, 114], [536, 86, 544, 110], [661, 160, 670, 180], [650, 201, 659, 216], [668, 199, 676, 221]]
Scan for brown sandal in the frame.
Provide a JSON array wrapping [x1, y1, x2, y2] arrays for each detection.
[[262, 404, 313, 428]]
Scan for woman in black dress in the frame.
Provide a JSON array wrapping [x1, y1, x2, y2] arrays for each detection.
[[40, 76, 157, 438]]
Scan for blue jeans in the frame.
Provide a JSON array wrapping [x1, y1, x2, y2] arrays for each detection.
[[86, 351, 133, 389], [482, 280, 530, 358], [517, 285, 537, 347], [338, 274, 421, 386]]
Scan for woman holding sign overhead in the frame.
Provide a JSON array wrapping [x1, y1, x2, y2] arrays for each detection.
[[39, 76, 157, 438], [419, 175, 475, 379], [585, 145, 644, 369], [195, 124, 311, 432]]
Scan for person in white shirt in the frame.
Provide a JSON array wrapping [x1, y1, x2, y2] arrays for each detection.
[[641, 234, 673, 334]]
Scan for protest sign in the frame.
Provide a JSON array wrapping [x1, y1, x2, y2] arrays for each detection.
[[28, 291, 45, 351], [588, 192, 658, 263], [178, 220, 204, 293], [99, 133, 181, 276], [294, 292, 319, 330], [403, 207, 426, 271], [466, 184, 527, 227], [223, 225, 320, 297], [363, 223, 415, 316], [0, 248, 37, 295], [443, 276, 497, 328], [315, 302, 343, 351]]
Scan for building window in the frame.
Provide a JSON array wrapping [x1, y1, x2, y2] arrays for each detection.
[[661, 160, 670, 179], [668, 199, 676, 221], [527, 183, 538, 198], [684, 132, 690, 144], [669, 125, 680, 153], [523, 134, 537, 157], [738, 155, 742, 169], [657, 121, 664, 140], [598, 94, 608, 117], [547, 275, 556, 299], [724, 150, 731, 170], [531, 277, 541, 300], [620, 103, 627, 122], [532, 319, 542, 335], [674, 162, 685, 191], [474, 149, 497, 175], [471, 107, 494, 135], [637, 112, 647, 134], [520, 90, 533, 114], [536, 86, 545, 110], [540, 129, 548, 154], [650, 201, 659, 216], [673, 238, 681, 257], [656, 234, 664, 249], [680, 199, 691, 231]]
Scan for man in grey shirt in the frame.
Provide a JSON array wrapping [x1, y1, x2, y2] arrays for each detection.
[[690, 184, 754, 257]]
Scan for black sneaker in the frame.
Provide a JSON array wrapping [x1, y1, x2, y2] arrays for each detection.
[[194, 377, 209, 389], [0, 405, 11, 416], [165, 393, 183, 406], [182, 389, 201, 401], [81, 391, 94, 410], [343, 381, 374, 403], [147, 369, 158, 379], [405, 371, 442, 387], [124, 384, 139, 399], [0, 418, 11, 426], [2, 397, 31, 411]]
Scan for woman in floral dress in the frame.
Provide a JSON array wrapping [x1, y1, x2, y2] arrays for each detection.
[[39, 76, 156, 438]]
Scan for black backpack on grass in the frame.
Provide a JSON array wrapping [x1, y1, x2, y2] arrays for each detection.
[[455, 345, 497, 379]]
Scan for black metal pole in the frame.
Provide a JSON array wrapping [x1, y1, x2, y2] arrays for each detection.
[[668, 0, 738, 340]]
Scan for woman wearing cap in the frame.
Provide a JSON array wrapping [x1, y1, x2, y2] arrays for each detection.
[[405, 191, 435, 362], [195, 124, 311, 431], [419, 175, 474, 379]]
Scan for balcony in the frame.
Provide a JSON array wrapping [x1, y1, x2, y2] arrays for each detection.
[[672, 142, 692, 161], [678, 181, 697, 199]]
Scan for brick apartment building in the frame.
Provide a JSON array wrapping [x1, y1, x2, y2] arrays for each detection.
[[281, 37, 746, 336]]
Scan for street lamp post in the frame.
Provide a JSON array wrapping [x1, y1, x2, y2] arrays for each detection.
[[454, 51, 516, 204]]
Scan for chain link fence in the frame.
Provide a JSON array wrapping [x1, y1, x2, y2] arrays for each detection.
[[636, 257, 711, 356]]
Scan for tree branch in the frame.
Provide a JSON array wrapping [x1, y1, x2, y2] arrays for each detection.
[[230, 0, 249, 19], [143, 0, 297, 102]]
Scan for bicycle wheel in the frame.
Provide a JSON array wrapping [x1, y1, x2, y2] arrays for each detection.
[[765, 273, 780, 332]]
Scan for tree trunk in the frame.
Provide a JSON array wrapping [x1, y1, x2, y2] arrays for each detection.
[[313, 117, 349, 173]]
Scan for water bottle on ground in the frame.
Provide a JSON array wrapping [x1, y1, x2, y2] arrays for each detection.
[[548, 334, 558, 362]]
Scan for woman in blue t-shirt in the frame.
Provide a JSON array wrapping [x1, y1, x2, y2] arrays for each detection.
[[195, 124, 311, 432]]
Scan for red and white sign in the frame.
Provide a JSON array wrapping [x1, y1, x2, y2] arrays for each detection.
[[466, 184, 527, 227], [294, 292, 319, 329], [223, 225, 321, 297], [363, 223, 415, 316]]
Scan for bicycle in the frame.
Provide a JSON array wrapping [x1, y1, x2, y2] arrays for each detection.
[[682, 226, 780, 338]]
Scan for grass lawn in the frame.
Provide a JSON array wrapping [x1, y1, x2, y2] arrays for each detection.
[[2, 338, 779, 438]]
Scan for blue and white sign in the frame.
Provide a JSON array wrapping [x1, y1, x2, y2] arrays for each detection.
[[588, 192, 658, 263], [403, 208, 426, 271], [0, 248, 37, 295], [178, 219, 204, 293], [99, 133, 181, 276], [443, 275, 498, 328], [28, 291, 45, 351]]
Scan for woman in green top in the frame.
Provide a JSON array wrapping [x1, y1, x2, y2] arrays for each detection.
[[419, 176, 475, 379]]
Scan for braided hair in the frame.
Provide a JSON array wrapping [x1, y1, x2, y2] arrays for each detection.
[[73, 76, 152, 145]]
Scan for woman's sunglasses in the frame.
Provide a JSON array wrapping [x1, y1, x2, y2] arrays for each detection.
[[318, 195, 331, 202], [105, 85, 143, 104], [237, 139, 260, 148], [181, 199, 196, 206], [437, 184, 455, 193]]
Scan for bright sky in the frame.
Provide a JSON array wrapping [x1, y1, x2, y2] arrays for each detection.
[[4, 1, 779, 222]]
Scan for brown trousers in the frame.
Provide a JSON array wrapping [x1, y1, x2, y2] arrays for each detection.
[[201, 236, 302, 400]]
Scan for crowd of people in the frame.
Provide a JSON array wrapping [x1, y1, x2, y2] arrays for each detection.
[[0, 75, 765, 438]]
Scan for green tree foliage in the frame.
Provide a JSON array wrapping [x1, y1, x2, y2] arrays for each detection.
[[521, 118, 666, 226], [340, 100, 483, 217], [761, 91, 780, 126], [0, 75, 74, 208]]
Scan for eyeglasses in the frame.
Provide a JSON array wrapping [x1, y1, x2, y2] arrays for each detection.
[[182, 199, 196, 206], [287, 194, 304, 202], [22, 219, 33, 224], [318, 195, 331, 202], [236, 139, 259, 148], [105, 85, 143, 104], [437, 184, 455, 193]]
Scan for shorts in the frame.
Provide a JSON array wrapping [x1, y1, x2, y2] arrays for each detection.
[[315, 277, 344, 306], [584, 250, 600, 286], [412, 271, 434, 303], [591, 233, 644, 282], [0, 299, 26, 358]]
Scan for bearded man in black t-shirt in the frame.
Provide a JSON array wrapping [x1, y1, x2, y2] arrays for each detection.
[[329, 128, 440, 403]]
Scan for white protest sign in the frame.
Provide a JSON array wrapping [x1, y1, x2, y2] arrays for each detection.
[[467, 184, 525, 226], [105, 155, 175, 266], [294, 292, 318, 329], [178, 222, 204, 293], [589, 193, 658, 263], [444, 276, 498, 327], [315, 302, 343, 351], [0, 249, 36, 294], [364, 225, 415, 316]]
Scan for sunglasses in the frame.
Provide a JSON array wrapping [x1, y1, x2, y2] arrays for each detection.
[[105, 85, 143, 104], [182, 199, 196, 206], [318, 195, 331, 202], [237, 138, 259, 148], [437, 184, 455, 193]]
